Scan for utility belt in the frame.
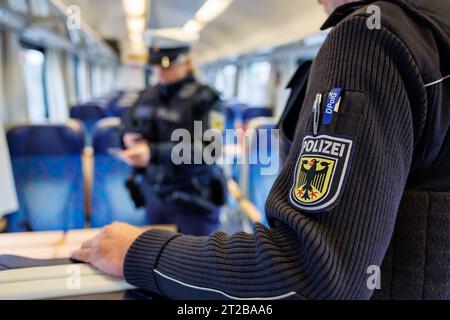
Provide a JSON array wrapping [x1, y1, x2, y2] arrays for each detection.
[[126, 165, 227, 213]]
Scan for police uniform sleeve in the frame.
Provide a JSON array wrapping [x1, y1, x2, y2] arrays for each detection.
[[124, 16, 425, 299], [147, 141, 173, 165]]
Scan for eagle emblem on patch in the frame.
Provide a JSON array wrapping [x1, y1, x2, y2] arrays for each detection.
[[290, 135, 353, 212]]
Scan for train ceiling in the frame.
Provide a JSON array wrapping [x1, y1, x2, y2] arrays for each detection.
[[60, 0, 327, 64]]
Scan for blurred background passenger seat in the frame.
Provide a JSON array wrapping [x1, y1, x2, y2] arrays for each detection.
[[223, 102, 244, 183], [70, 103, 107, 145], [242, 106, 273, 125], [224, 102, 245, 130], [242, 118, 280, 227], [6, 121, 85, 232], [91, 118, 148, 228], [104, 91, 125, 117]]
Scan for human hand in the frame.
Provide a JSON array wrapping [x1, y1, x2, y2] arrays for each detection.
[[118, 142, 151, 168], [71, 222, 145, 278], [123, 133, 145, 148]]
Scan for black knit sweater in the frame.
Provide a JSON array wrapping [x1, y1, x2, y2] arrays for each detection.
[[124, 0, 450, 300]]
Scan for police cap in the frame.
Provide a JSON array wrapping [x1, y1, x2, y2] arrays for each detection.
[[148, 46, 190, 69]]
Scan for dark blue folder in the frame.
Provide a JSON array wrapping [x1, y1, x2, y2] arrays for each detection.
[[0, 255, 79, 271]]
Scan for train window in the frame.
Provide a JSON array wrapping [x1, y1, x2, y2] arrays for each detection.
[[72, 55, 80, 102], [91, 64, 102, 98], [65, 55, 79, 105], [76, 58, 92, 102], [215, 64, 237, 99], [21, 48, 48, 122], [85, 62, 93, 99], [8, 0, 29, 13], [238, 60, 272, 106], [28, 0, 50, 17], [205, 67, 217, 87]]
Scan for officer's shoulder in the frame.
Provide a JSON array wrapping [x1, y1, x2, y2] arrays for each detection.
[[329, 1, 430, 68], [327, 8, 371, 36], [135, 85, 158, 102], [182, 82, 221, 108], [198, 84, 221, 103], [332, 1, 410, 35], [199, 85, 222, 113], [143, 84, 160, 96]]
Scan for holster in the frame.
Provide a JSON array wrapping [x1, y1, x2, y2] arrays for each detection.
[[125, 173, 146, 209], [153, 166, 228, 214]]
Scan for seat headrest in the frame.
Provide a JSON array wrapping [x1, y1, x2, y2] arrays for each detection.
[[243, 107, 273, 122], [7, 121, 84, 156], [92, 118, 122, 154], [70, 104, 107, 121]]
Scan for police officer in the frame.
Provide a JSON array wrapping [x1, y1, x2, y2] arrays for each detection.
[[74, 0, 450, 300], [118, 38, 227, 237]]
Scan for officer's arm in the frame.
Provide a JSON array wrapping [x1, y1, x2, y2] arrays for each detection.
[[123, 16, 423, 299], [119, 108, 135, 149]]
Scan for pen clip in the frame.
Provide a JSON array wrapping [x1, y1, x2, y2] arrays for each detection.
[[312, 94, 322, 136]]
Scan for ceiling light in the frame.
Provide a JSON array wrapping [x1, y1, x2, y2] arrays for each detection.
[[183, 19, 204, 34], [127, 17, 146, 33], [130, 41, 146, 50], [122, 0, 146, 17], [129, 31, 144, 43], [195, 0, 233, 23], [146, 28, 200, 43]]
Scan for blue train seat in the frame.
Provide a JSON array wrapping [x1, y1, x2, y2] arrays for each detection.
[[224, 102, 244, 130], [70, 104, 107, 144], [242, 107, 273, 124], [109, 91, 140, 118], [6, 121, 85, 232], [244, 120, 280, 227], [222, 102, 246, 182], [224, 106, 236, 130], [91, 118, 148, 227], [104, 92, 125, 117]]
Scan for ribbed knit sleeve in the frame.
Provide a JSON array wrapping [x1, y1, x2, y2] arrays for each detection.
[[124, 15, 423, 300], [124, 229, 181, 293]]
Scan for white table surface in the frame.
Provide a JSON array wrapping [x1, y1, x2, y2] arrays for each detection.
[[0, 225, 176, 259]]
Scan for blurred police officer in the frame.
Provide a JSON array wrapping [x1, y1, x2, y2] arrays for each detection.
[[75, 0, 450, 300], [118, 37, 227, 236]]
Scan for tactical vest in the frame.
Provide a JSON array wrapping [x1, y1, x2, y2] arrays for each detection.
[[124, 80, 227, 212], [132, 81, 205, 145]]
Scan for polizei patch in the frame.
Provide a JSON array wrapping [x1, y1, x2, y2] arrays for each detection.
[[290, 135, 353, 212]]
